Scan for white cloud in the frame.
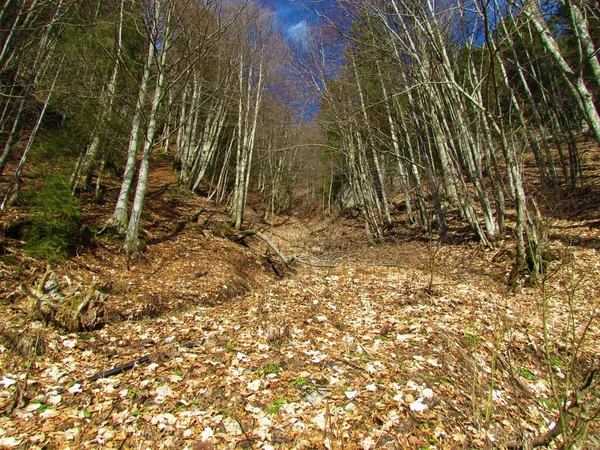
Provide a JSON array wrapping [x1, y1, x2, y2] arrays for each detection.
[[286, 20, 309, 48]]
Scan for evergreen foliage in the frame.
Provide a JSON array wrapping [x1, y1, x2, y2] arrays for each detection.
[[23, 175, 83, 261]]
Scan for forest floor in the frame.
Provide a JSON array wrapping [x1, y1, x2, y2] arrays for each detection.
[[1, 152, 600, 449]]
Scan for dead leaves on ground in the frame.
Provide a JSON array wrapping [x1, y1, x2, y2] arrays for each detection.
[[1, 243, 599, 449]]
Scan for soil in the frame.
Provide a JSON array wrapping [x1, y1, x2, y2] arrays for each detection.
[[0, 153, 599, 449]]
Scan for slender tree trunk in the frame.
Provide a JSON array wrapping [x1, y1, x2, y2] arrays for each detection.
[[522, 0, 600, 143], [0, 0, 63, 174], [351, 54, 393, 227], [231, 49, 265, 230], [567, 0, 600, 92], [1, 60, 62, 213], [123, 0, 172, 256], [104, 32, 155, 234], [71, 0, 124, 192]]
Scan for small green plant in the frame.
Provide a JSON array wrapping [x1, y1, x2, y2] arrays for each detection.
[[463, 332, 479, 345], [549, 356, 562, 368], [173, 367, 183, 377], [225, 341, 236, 351], [291, 377, 309, 386], [132, 407, 147, 417], [519, 367, 535, 380], [257, 364, 281, 375], [215, 408, 233, 418], [267, 397, 289, 414], [540, 397, 556, 409], [23, 175, 83, 261], [32, 400, 50, 414], [351, 352, 371, 364], [82, 408, 91, 418]]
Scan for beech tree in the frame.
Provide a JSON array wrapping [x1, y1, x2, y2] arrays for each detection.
[[300, 0, 577, 276], [100, 0, 242, 255]]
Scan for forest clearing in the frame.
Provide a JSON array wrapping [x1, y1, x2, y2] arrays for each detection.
[[1, 0, 600, 448]]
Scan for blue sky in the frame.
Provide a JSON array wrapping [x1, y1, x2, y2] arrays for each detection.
[[256, 0, 339, 121], [257, 0, 316, 47]]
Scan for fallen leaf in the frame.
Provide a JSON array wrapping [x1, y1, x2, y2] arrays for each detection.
[[0, 376, 17, 388], [201, 427, 214, 442], [0, 437, 21, 448], [409, 399, 428, 412]]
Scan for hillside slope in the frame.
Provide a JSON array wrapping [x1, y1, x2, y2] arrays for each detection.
[[0, 155, 599, 449]]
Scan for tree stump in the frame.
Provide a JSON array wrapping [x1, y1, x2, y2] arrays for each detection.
[[25, 269, 106, 332]]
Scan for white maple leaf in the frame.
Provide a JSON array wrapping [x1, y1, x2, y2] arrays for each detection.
[[0, 437, 21, 448], [200, 427, 214, 442], [421, 388, 434, 398], [62, 339, 77, 349], [247, 380, 261, 391], [311, 412, 326, 430], [48, 395, 62, 405], [68, 383, 82, 394], [344, 390, 358, 399], [155, 384, 173, 398]]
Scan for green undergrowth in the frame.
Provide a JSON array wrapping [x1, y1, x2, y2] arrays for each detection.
[[23, 175, 84, 261]]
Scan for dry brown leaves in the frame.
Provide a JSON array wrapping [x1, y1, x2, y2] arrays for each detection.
[[1, 156, 600, 449], [1, 215, 599, 449]]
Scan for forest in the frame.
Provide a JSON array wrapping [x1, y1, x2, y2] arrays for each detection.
[[0, 0, 599, 448]]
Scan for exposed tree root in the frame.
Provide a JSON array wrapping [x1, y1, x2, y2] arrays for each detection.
[[24, 267, 106, 332]]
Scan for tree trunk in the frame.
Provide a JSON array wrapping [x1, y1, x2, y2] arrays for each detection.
[[522, 0, 600, 143], [104, 30, 155, 234], [71, 0, 124, 192], [1, 60, 62, 212], [123, 0, 171, 256]]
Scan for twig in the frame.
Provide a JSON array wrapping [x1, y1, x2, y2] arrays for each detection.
[[504, 360, 599, 449], [496, 354, 535, 398]]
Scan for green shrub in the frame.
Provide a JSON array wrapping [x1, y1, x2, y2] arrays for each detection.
[[23, 175, 83, 260]]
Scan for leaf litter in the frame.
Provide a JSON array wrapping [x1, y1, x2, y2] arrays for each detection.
[[1, 160, 599, 449]]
